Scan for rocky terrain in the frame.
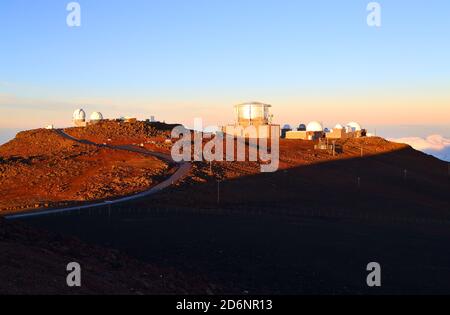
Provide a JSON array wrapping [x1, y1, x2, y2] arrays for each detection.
[[139, 136, 450, 221], [2, 123, 450, 294], [0, 217, 216, 294], [0, 128, 169, 213], [64, 120, 179, 146]]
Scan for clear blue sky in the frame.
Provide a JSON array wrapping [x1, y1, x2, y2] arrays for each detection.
[[0, 0, 449, 131]]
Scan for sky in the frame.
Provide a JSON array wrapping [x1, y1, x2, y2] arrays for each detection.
[[0, 0, 449, 142]]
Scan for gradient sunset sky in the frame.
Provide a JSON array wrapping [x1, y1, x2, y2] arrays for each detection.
[[0, 0, 449, 134]]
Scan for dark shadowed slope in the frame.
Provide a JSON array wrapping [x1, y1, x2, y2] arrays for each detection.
[[23, 137, 450, 294]]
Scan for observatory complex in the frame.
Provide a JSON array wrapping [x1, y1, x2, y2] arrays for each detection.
[[223, 102, 280, 138], [222, 102, 366, 141], [71, 108, 153, 128], [71, 103, 366, 145], [284, 121, 366, 140], [72, 109, 104, 127], [326, 122, 365, 139], [284, 121, 326, 140]]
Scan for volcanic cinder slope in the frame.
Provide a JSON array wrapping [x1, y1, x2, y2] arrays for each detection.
[[0, 122, 217, 294], [145, 137, 450, 221], [0, 127, 169, 213], [1, 122, 450, 294], [64, 120, 179, 149], [0, 217, 215, 294]]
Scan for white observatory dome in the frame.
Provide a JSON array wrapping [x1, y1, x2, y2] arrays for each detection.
[[73, 109, 86, 121], [306, 121, 323, 132], [346, 122, 362, 132], [334, 124, 344, 130], [90, 112, 104, 121]]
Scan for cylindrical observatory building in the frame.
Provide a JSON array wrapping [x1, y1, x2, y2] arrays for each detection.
[[224, 101, 279, 139], [234, 102, 272, 127]]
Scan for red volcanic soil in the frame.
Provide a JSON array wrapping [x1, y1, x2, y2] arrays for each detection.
[[0, 217, 215, 294], [136, 136, 450, 220], [22, 135, 450, 294], [2, 123, 450, 294], [64, 120, 177, 151], [0, 124, 218, 294], [3, 126, 448, 224], [25, 134, 446, 295], [0, 129, 169, 214], [42, 124, 449, 221]]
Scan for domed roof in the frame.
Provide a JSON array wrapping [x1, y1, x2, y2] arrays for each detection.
[[298, 124, 307, 131], [334, 124, 344, 129], [73, 109, 86, 121], [306, 121, 323, 132], [282, 124, 292, 130], [347, 122, 362, 131], [90, 112, 103, 121]]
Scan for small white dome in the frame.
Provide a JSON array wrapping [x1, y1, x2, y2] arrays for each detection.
[[306, 121, 323, 132], [90, 112, 103, 121], [73, 109, 86, 121], [347, 122, 362, 132], [334, 124, 344, 129]]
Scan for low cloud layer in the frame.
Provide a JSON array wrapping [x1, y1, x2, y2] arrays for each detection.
[[390, 134, 450, 162]]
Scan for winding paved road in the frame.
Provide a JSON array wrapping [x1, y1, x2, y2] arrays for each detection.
[[5, 129, 191, 220]]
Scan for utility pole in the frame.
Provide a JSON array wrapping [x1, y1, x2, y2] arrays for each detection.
[[217, 179, 221, 205], [105, 200, 112, 220]]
